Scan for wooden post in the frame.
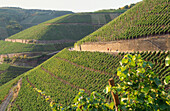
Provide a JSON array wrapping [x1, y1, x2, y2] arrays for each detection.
[[108, 78, 121, 111]]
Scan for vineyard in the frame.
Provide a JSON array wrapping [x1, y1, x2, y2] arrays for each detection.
[[5, 49, 169, 110], [8, 13, 121, 40], [0, 63, 31, 86], [76, 0, 169, 45], [0, 40, 73, 54]]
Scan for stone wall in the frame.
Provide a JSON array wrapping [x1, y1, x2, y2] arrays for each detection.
[[75, 35, 170, 52], [0, 52, 43, 62], [5, 39, 31, 44], [5, 39, 76, 44]]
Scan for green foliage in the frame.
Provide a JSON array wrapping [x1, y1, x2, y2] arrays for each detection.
[[76, 0, 169, 44], [50, 89, 114, 111], [105, 54, 170, 110]]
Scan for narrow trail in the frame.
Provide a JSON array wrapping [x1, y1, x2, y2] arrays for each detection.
[[56, 57, 118, 78], [7, 78, 22, 111], [41, 66, 91, 94], [0, 86, 16, 111], [0, 78, 22, 111]]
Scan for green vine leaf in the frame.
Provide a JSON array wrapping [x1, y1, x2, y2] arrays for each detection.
[[165, 55, 170, 66]]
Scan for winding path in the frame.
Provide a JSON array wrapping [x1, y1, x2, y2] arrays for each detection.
[[0, 78, 22, 111], [0, 86, 15, 111]]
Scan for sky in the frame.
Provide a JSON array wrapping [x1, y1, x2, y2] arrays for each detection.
[[0, 0, 142, 12]]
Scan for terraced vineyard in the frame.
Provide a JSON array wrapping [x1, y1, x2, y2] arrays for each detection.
[[76, 0, 169, 44], [0, 40, 73, 54], [3, 49, 167, 110], [0, 63, 31, 86], [8, 13, 121, 40]]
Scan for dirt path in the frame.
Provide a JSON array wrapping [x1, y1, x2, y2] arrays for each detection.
[[0, 78, 22, 111], [41, 66, 91, 94], [0, 86, 16, 111]]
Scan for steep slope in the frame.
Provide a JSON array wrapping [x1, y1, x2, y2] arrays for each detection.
[[8, 13, 121, 41], [0, 7, 73, 39], [76, 0, 169, 45], [0, 49, 167, 110]]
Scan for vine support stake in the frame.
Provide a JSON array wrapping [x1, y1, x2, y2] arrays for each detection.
[[108, 78, 121, 111]]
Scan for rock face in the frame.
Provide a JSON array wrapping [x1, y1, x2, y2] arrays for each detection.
[[75, 35, 170, 52]]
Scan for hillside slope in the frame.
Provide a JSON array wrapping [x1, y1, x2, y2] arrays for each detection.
[[0, 49, 167, 110], [8, 13, 122, 41], [0, 7, 73, 39], [76, 0, 169, 45]]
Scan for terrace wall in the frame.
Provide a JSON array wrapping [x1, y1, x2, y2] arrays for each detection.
[[75, 35, 170, 52], [0, 52, 43, 62], [5, 39, 76, 44]]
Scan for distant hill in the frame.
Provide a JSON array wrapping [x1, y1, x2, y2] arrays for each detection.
[[0, 7, 73, 39], [76, 0, 169, 45]]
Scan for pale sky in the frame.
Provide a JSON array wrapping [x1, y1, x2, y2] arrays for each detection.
[[0, 0, 142, 12]]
